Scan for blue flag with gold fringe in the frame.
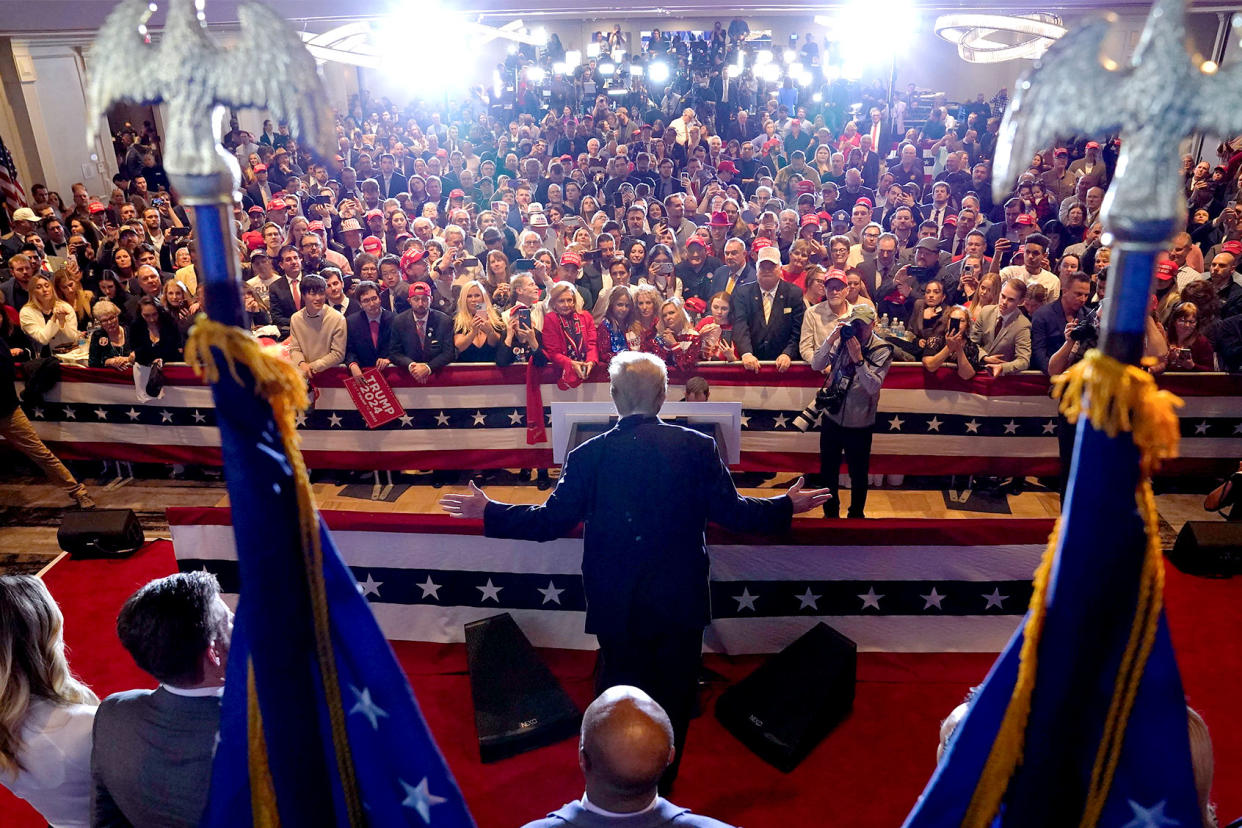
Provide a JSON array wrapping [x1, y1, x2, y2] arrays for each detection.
[[188, 327, 475, 827], [903, 354, 1201, 827]]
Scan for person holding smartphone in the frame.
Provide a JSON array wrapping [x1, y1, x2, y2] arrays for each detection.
[[452, 280, 506, 362], [638, 244, 682, 300]]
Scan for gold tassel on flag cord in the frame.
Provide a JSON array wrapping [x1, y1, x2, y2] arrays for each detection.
[[186, 318, 366, 828], [962, 350, 1183, 828]]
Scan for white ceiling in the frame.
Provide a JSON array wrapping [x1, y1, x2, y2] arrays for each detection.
[[0, 0, 1179, 38]]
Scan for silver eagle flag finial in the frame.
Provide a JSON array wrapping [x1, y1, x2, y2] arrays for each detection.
[[86, 0, 333, 326], [86, 0, 333, 179], [994, 0, 1239, 242], [993, 0, 1242, 362]]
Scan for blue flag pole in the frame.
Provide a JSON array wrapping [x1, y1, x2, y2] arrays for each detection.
[[84, 0, 479, 822]]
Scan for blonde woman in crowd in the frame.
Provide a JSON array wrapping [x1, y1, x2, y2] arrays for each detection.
[[0, 576, 98, 828], [452, 280, 506, 362], [20, 274, 78, 355]]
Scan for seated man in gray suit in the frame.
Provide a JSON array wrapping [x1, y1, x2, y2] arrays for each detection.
[[521, 686, 735, 828], [970, 277, 1033, 376], [91, 571, 232, 828]]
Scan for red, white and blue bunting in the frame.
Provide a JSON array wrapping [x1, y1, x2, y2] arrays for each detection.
[[169, 508, 1058, 654], [12, 363, 1242, 475]]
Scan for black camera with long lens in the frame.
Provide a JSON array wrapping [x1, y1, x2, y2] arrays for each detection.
[[1068, 309, 1099, 345], [838, 318, 867, 340]]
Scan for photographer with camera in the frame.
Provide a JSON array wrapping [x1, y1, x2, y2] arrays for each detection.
[[1031, 271, 1094, 497], [808, 305, 894, 519], [1033, 271, 1094, 376]]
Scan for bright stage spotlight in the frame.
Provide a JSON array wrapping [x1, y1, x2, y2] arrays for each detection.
[[756, 49, 773, 65], [565, 49, 581, 66], [824, 0, 917, 77], [783, 48, 797, 64], [648, 61, 670, 83], [598, 62, 616, 75], [587, 42, 601, 58], [526, 66, 546, 83], [757, 63, 782, 82], [374, 6, 476, 92]]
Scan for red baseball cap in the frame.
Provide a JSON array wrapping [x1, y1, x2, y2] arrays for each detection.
[[362, 236, 384, 255], [408, 281, 432, 298], [401, 249, 429, 269], [307, 220, 325, 232], [246, 205, 264, 215], [449, 189, 465, 198], [686, 237, 707, 249], [855, 197, 873, 209], [1154, 260, 1178, 282], [364, 209, 383, 221], [1221, 240, 1242, 256], [241, 230, 263, 250], [560, 251, 582, 267], [1085, 141, 1100, 150], [709, 211, 731, 227], [718, 160, 738, 174], [751, 237, 774, 252], [800, 213, 820, 227], [1015, 214, 1036, 226], [796, 180, 816, 193], [253, 163, 267, 173], [88, 201, 106, 213]]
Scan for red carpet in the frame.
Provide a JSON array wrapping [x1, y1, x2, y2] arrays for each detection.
[[3, 540, 1239, 827]]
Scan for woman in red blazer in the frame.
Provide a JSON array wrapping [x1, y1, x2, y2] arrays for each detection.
[[542, 280, 599, 389]]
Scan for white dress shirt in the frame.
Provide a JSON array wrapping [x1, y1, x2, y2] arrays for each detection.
[[0, 699, 96, 828]]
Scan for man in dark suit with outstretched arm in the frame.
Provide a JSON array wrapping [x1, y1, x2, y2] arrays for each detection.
[[441, 352, 830, 791]]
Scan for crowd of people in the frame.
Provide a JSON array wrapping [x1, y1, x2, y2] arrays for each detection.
[[1, 23, 1240, 826], [2, 47, 1239, 510]]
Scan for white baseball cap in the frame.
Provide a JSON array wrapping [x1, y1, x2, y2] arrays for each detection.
[[756, 247, 781, 266]]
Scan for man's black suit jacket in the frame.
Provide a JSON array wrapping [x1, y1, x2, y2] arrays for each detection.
[[730, 279, 805, 361], [485, 414, 793, 639], [266, 277, 299, 339], [709, 262, 756, 296], [378, 286, 411, 316], [344, 308, 395, 369], [376, 174, 405, 200], [386, 308, 454, 372]]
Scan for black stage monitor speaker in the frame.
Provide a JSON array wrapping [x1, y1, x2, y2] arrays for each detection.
[[715, 622, 857, 772], [57, 509, 144, 559], [464, 613, 581, 763], [1168, 521, 1242, 578]]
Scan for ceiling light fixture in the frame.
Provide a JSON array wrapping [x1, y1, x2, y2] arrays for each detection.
[[934, 13, 1066, 63]]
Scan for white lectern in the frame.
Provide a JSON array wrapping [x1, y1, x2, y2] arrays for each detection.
[[549, 401, 743, 465]]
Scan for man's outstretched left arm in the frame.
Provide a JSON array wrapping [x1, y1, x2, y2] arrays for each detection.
[[705, 447, 830, 534]]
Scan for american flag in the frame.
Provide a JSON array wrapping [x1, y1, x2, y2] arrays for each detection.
[[0, 134, 28, 213]]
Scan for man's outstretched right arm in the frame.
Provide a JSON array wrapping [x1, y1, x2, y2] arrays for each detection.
[[440, 448, 591, 542]]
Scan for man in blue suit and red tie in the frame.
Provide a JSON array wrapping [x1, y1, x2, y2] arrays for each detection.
[[343, 280, 394, 376]]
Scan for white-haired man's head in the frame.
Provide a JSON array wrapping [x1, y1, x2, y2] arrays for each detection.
[[608, 352, 667, 417]]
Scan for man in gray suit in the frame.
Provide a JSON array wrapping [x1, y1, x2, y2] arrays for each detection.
[[521, 686, 735, 828], [971, 277, 1032, 376], [91, 571, 232, 828]]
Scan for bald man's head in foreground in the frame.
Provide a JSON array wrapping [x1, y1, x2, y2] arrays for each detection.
[[579, 686, 676, 809]]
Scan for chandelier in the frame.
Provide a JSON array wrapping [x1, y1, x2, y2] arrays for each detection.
[[934, 13, 1067, 63]]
